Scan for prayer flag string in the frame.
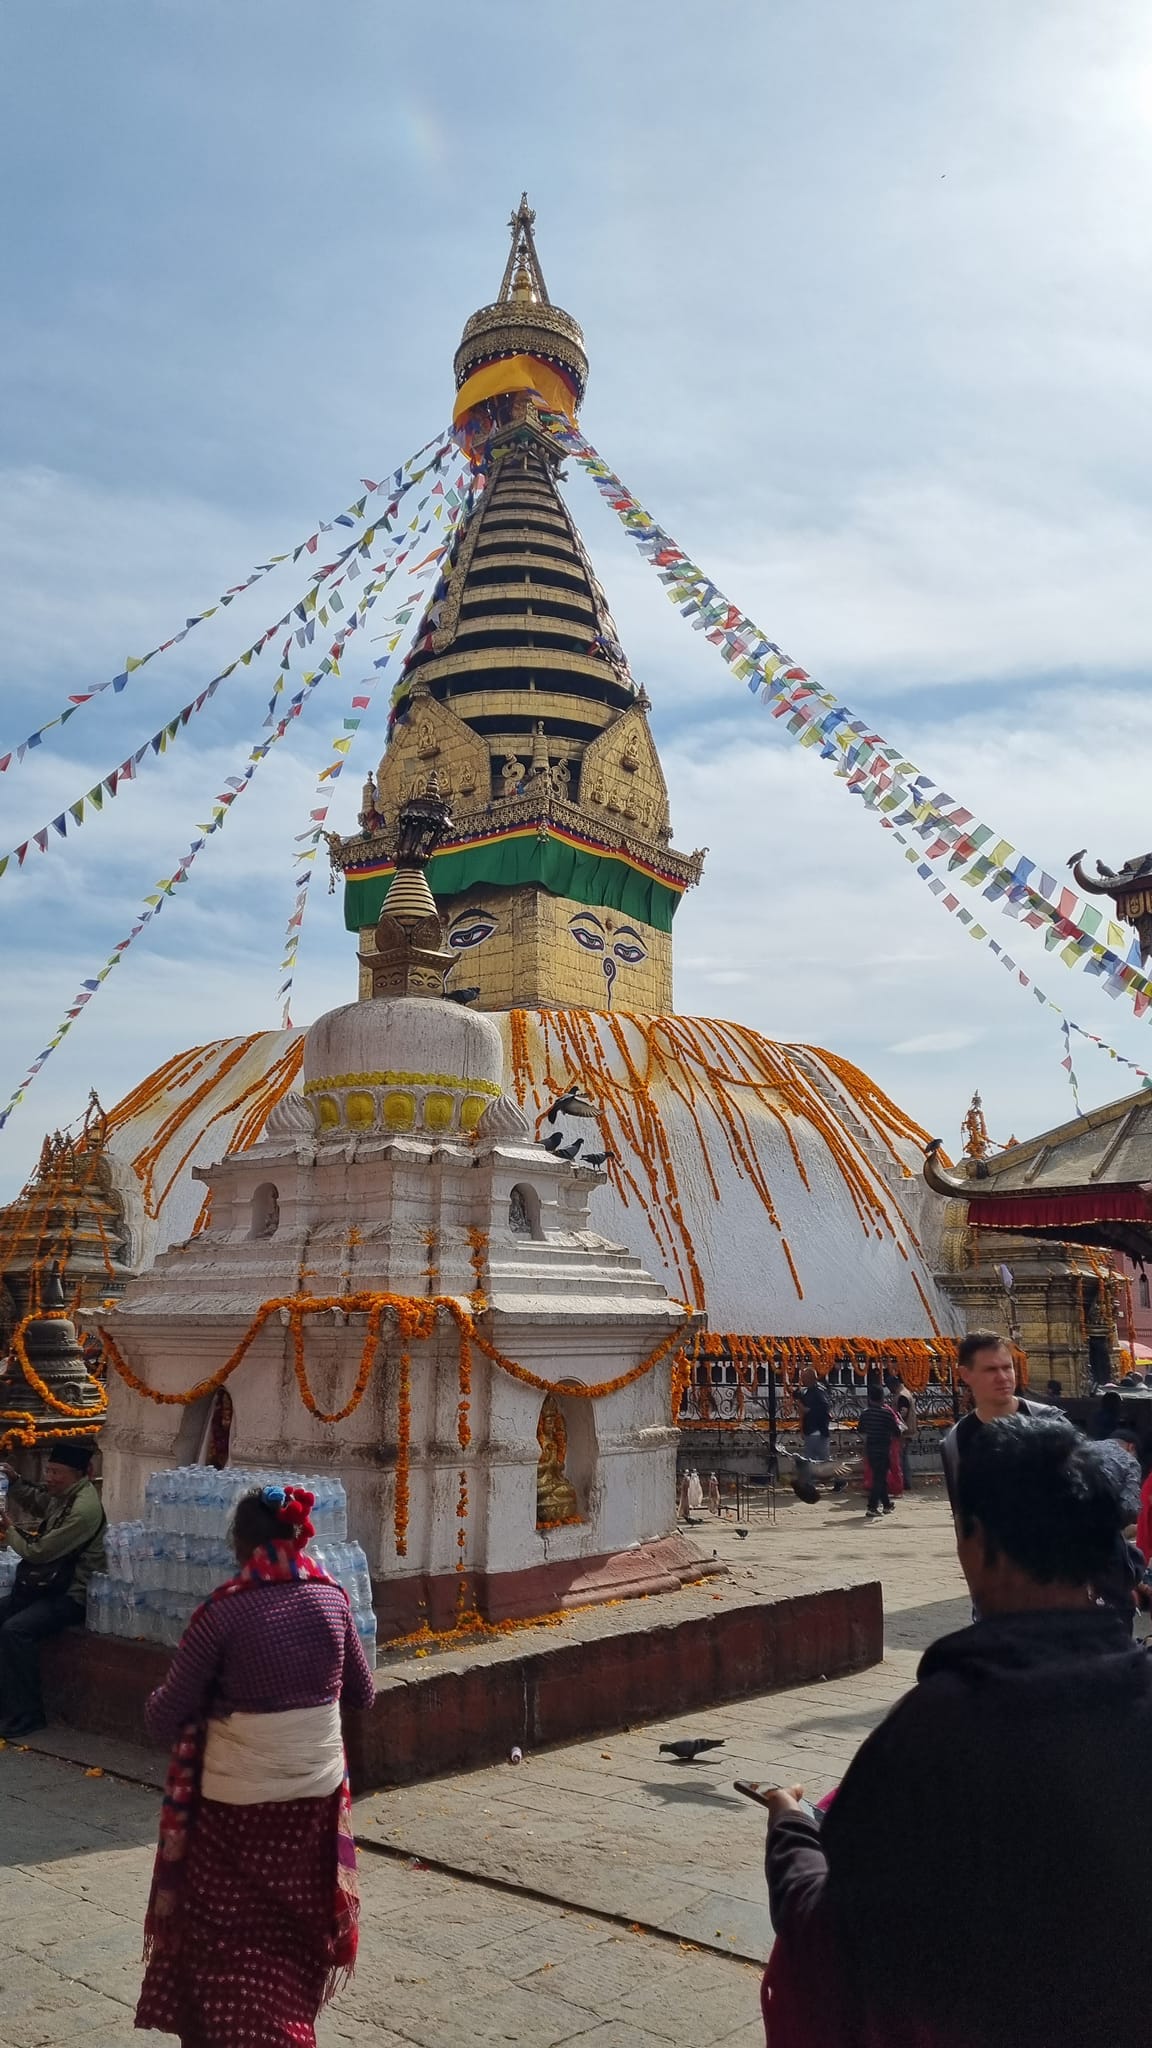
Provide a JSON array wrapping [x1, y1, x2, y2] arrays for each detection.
[[276, 465, 472, 1025], [0, 533, 456, 1135], [544, 419, 1152, 1054], [0, 431, 450, 776], [0, 443, 455, 883]]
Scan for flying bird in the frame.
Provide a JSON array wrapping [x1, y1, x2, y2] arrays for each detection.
[[659, 1738, 726, 1763], [545, 1089, 599, 1124]]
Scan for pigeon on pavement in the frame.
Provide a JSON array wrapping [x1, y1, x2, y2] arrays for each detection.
[[659, 1738, 726, 1762]]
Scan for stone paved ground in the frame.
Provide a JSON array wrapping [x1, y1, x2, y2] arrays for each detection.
[[0, 1484, 965, 2047]]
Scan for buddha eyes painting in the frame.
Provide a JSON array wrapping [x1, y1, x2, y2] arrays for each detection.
[[448, 907, 499, 951], [567, 911, 648, 1003]]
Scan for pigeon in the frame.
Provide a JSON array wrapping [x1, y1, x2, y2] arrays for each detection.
[[555, 1137, 584, 1160], [444, 986, 481, 1006], [546, 1089, 599, 1124], [735, 1526, 749, 1540], [659, 1738, 726, 1763], [542, 1131, 565, 1153], [583, 1149, 618, 1168]]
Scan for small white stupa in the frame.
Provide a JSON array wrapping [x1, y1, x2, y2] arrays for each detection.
[[100, 786, 701, 1633]]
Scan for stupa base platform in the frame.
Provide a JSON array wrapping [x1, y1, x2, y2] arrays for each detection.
[[377, 1531, 718, 1634], [41, 1574, 881, 1792]]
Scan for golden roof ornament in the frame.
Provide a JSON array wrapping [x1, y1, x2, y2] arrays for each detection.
[[961, 1089, 991, 1161]]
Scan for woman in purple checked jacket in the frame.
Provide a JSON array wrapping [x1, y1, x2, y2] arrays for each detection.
[[135, 1483, 376, 2048]]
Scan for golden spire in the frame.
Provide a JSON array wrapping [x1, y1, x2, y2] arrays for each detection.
[[453, 196, 588, 412], [498, 193, 551, 305]]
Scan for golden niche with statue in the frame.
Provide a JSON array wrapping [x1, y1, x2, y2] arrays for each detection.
[[536, 1393, 581, 1528]]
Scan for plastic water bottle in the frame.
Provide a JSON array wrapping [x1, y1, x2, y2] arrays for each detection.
[[348, 1543, 373, 1612], [355, 1609, 378, 1668], [86, 1574, 109, 1635]]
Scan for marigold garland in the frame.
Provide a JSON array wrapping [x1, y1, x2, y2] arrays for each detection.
[[504, 1011, 938, 1317], [12, 1312, 109, 1419], [466, 1227, 489, 1312], [394, 1346, 412, 1558], [101, 1291, 692, 1411], [455, 1326, 473, 1569], [0, 1413, 102, 1451]]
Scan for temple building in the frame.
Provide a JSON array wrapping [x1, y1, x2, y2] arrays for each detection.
[[0, 1095, 131, 1343], [926, 1087, 1152, 1395], [12, 201, 971, 1452]]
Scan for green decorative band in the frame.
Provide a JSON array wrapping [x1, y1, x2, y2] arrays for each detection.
[[344, 827, 684, 936], [303, 1070, 502, 1096]]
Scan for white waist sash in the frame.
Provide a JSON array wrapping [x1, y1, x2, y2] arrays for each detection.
[[201, 1701, 344, 1806]]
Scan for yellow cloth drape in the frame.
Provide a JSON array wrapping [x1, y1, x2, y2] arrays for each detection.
[[452, 353, 577, 427]]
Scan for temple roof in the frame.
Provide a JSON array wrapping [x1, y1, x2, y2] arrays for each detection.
[[924, 1085, 1152, 1263]]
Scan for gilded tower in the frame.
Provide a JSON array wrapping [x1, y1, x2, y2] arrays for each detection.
[[331, 197, 704, 1014]]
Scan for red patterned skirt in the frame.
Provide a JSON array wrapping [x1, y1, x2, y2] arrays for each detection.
[[136, 1791, 345, 2047]]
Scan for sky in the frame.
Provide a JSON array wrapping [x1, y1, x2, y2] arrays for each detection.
[[3, 0, 1152, 1197]]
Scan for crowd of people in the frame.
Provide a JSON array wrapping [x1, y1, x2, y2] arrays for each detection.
[[4, 1331, 1152, 2045]]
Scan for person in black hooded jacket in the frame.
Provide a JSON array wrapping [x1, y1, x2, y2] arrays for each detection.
[[760, 1416, 1152, 2048]]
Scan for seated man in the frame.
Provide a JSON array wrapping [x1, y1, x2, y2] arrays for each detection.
[[760, 1416, 1152, 2048], [0, 1442, 105, 1737]]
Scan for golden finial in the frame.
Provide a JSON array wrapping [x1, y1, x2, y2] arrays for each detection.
[[497, 192, 551, 306], [961, 1089, 990, 1161]]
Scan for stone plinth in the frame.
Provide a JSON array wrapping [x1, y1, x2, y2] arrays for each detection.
[[42, 1578, 882, 1790]]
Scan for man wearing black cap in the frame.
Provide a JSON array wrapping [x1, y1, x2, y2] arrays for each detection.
[[0, 1443, 105, 1737]]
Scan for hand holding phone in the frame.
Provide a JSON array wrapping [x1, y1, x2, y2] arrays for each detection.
[[733, 1779, 820, 1822]]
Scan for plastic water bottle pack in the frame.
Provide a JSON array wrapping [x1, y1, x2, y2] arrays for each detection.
[[91, 1465, 375, 1663]]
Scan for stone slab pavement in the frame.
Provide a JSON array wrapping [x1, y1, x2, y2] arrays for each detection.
[[356, 1488, 970, 1963], [0, 1747, 764, 2048], [0, 1483, 966, 2046]]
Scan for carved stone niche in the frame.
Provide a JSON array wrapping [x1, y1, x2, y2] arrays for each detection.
[[577, 706, 671, 844], [376, 694, 489, 822]]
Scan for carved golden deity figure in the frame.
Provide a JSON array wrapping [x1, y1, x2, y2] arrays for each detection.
[[536, 1393, 580, 1526]]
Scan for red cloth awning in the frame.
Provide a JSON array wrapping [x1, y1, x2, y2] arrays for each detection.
[[968, 1186, 1152, 1231]]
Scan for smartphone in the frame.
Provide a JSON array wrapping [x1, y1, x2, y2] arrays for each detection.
[[733, 1779, 820, 1822]]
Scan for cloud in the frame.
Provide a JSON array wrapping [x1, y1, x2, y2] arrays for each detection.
[[4, 0, 1152, 1217], [889, 1031, 983, 1056]]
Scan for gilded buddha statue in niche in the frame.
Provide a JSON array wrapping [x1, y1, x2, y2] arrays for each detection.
[[536, 1393, 580, 1526]]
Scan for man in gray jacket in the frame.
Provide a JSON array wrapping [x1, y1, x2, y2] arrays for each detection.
[[0, 1443, 105, 1737], [942, 1330, 1058, 1513]]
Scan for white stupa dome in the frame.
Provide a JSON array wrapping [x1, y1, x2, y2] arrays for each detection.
[[302, 995, 503, 1142], [98, 1007, 958, 1354]]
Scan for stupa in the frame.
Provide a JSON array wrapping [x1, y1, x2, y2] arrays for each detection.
[[99, 778, 701, 1629], [89, 200, 961, 1490]]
